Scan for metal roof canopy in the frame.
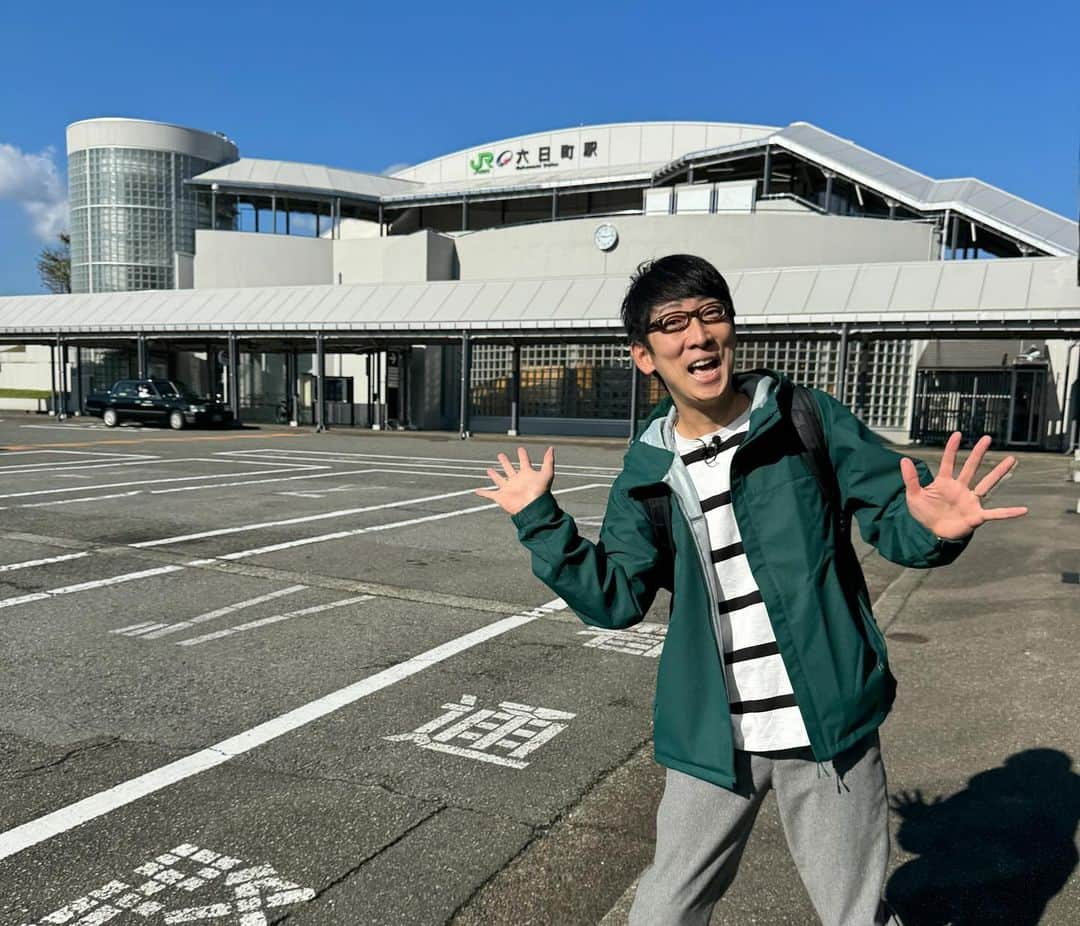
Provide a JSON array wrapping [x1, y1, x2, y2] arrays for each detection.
[[1, 258, 1076, 344], [188, 158, 420, 202], [662, 123, 1077, 259]]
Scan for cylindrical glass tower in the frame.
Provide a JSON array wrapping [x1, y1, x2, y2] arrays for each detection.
[[67, 118, 238, 293]]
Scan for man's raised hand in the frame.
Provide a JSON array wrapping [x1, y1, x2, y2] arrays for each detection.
[[899, 431, 1027, 540], [475, 446, 555, 516]]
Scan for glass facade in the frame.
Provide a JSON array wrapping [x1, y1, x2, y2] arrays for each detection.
[[69, 148, 217, 293]]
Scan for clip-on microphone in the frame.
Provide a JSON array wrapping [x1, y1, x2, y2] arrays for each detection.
[[704, 434, 724, 464]]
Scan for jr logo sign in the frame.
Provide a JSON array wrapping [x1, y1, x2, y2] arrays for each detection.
[[470, 151, 494, 174]]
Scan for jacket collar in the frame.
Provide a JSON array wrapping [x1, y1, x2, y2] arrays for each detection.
[[622, 369, 785, 489]]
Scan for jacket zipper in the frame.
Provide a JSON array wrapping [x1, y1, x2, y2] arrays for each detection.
[[662, 467, 731, 702]]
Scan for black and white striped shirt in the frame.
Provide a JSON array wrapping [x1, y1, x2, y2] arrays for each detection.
[[674, 410, 811, 752]]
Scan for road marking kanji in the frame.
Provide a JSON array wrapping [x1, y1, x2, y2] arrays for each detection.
[[22, 843, 315, 926], [385, 695, 575, 769], [578, 622, 667, 657]]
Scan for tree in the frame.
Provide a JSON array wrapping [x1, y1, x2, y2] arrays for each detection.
[[37, 231, 71, 294]]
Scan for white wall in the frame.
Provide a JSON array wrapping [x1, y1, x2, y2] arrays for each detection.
[[1047, 339, 1080, 447], [194, 231, 333, 288], [193, 213, 935, 291], [452, 212, 936, 280], [175, 252, 194, 289], [0, 345, 63, 411], [332, 231, 455, 284]]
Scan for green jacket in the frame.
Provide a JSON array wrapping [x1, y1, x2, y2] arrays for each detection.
[[512, 370, 969, 789]]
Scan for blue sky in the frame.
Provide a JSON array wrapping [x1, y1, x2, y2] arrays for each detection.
[[1, 0, 1076, 295]]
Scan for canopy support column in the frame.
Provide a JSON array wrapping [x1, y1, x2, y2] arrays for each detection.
[[137, 335, 148, 379], [823, 172, 834, 214], [762, 144, 772, 196], [372, 351, 383, 430], [401, 349, 411, 429], [508, 343, 521, 437], [459, 332, 471, 439], [837, 323, 849, 401], [315, 333, 326, 433], [228, 332, 241, 425], [57, 337, 68, 419], [207, 342, 219, 401], [73, 346, 83, 415], [628, 362, 640, 444], [49, 340, 57, 417]]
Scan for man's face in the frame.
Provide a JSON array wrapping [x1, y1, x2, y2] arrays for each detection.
[[629, 295, 737, 415]]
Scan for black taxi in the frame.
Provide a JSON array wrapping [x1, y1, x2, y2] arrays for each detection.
[[84, 379, 233, 430]]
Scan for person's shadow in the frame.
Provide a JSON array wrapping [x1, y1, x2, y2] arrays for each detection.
[[887, 749, 1080, 925]]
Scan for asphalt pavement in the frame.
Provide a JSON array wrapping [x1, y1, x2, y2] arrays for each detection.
[[0, 414, 1076, 925]]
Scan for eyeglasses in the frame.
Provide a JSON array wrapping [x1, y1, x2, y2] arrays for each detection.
[[646, 303, 733, 335]]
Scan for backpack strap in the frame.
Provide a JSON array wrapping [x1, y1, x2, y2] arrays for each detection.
[[786, 383, 849, 539], [640, 489, 675, 591]]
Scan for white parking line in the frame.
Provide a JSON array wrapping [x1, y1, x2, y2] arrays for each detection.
[[0, 552, 90, 573], [192, 484, 607, 563], [0, 464, 322, 500], [130, 487, 483, 548], [0, 484, 607, 613], [0, 449, 156, 460], [140, 586, 308, 639], [22, 490, 145, 508], [0, 597, 567, 862], [148, 467, 378, 496], [111, 620, 163, 635], [364, 466, 617, 481], [0, 454, 159, 474], [0, 565, 185, 611], [177, 595, 373, 646], [111, 621, 170, 637], [276, 459, 621, 480], [220, 448, 622, 474]]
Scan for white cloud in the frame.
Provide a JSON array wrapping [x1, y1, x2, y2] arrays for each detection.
[[0, 143, 69, 240]]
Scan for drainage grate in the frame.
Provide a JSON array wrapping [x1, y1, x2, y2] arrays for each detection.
[[1063, 572, 1079, 585]]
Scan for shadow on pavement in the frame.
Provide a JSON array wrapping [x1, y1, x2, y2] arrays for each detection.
[[887, 748, 1080, 925]]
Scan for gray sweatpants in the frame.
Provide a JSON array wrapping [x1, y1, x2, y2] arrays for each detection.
[[628, 733, 900, 926]]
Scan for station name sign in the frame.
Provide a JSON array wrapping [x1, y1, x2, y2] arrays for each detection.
[[469, 140, 599, 175]]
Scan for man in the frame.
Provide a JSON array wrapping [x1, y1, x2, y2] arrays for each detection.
[[476, 254, 1026, 925]]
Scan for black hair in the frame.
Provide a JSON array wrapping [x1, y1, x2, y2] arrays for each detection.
[[620, 254, 735, 346]]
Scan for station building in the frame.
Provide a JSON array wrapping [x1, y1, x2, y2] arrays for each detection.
[[1, 116, 1078, 447]]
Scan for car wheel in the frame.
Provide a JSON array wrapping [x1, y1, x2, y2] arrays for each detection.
[[102, 409, 118, 428], [168, 410, 185, 431]]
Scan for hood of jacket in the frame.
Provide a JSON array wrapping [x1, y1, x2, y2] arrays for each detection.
[[621, 369, 783, 489]]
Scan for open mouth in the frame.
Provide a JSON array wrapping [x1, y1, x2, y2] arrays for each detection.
[[687, 357, 722, 380]]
